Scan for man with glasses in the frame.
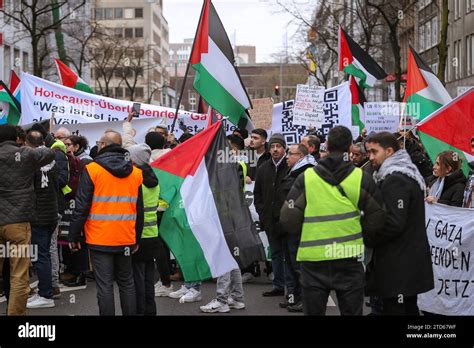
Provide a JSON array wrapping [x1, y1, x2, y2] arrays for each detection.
[[278, 144, 316, 312]]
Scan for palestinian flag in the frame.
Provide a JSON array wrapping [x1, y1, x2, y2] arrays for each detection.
[[339, 27, 387, 88], [350, 76, 366, 133], [417, 88, 474, 176], [54, 58, 94, 94], [190, 0, 253, 130], [404, 46, 452, 120], [0, 73, 20, 125], [151, 121, 265, 281]]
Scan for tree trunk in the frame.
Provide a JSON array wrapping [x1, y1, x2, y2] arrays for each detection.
[[388, 25, 402, 101], [437, 0, 449, 85]]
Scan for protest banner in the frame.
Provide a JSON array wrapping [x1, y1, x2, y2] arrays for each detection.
[[292, 84, 325, 127], [248, 98, 273, 130], [364, 102, 400, 134], [271, 82, 351, 144], [418, 203, 474, 315], [59, 117, 239, 145], [20, 73, 213, 131]]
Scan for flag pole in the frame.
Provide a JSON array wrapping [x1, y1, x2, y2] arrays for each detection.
[[170, 0, 207, 134]]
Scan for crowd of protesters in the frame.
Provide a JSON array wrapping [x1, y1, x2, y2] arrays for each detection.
[[0, 116, 473, 316]]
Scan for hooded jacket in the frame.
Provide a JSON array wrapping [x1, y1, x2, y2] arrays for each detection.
[[0, 141, 55, 224], [280, 153, 385, 245], [69, 144, 144, 252]]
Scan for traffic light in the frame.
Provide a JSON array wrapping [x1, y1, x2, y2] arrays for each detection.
[[274, 84, 280, 96]]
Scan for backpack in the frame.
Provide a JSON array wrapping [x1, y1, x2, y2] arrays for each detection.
[[65, 152, 83, 199]]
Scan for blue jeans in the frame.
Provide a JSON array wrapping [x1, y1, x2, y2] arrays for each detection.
[[184, 281, 201, 291], [31, 225, 55, 299], [268, 232, 294, 291]]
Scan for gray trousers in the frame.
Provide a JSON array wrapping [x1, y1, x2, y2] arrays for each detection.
[[90, 249, 137, 316], [216, 269, 244, 304], [50, 224, 59, 288]]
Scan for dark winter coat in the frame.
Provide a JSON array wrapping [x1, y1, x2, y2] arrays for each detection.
[[254, 156, 288, 236], [247, 151, 270, 181], [0, 141, 55, 225], [429, 170, 467, 207], [69, 145, 144, 253], [365, 172, 434, 298], [32, 153, 59, 227]]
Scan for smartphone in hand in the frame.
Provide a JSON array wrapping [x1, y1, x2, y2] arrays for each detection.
[[132, 103, 141, 117]]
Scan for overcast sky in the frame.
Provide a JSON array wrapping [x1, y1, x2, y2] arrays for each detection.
[[163, 0, 302, 63]]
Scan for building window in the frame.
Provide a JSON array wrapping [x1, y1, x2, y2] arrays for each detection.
[[4, 45, 11, 82], [115, 87, 123, 98], [135, 8, 143, 18], [115, 8, 123, 19], [22, 51, 28, 72], [454, 39, 461, 79], [135, 87, 144, 99], [425, 20, 431, 49], [454, 0, 461, 19], [94, 8, 103, 20], [124, 28, 133, 38], [467, 34, 474, 76], [431, 17, 438, 48], [135, 27, 143, 38], [419, 25, 425, 51], [104, 8, 114, 20], [125, 88, 132, 98], [124, 8, 134, 19], [114, 27, 123, 38]]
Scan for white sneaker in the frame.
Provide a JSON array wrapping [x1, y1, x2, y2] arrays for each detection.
[[241, 273, 255, 283], [168, 285, 189, 299], [155, 283, 174, 297], [200, 299, 230, 313], [179, 288, 202, 303], [228, 297, 246, 310], [27, 294, 55, 309]]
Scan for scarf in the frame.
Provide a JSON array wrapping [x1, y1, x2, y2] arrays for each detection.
[[373, 149, 426, 191], [291, 154, 316, 173]]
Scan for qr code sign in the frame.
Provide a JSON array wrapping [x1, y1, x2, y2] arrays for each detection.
[[280, 100, 307, 145]]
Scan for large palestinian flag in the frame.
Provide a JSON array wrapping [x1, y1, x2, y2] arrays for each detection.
[[350, 76, 366, 132], [404, 46, 452, 120], [0, 72, 21, 125], [339, 27, 387, 88], [190, 0, 253, 130], [54, 58, 94, 94], [151, 121, 265, 281], [417, 88, 474, 176]]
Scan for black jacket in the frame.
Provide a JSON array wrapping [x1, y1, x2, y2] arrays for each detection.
[[247, 150, 270, 181], [0, 141, 55, 225], [280, 154, 385, 246], [133, 163, 160, 262], [32, 152, 59, 227], [69, 145, 144, 253], [254, 156, 289, 236], [365, 172, 434, 298], [429, 170, 467, 207], [277, 162, 315, 235], [53, 147, 69, 214]]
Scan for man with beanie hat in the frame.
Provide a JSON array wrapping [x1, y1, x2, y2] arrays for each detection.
[[128, 144, 161, 315], [146, 132, 170, 162], [254, 133, 290, 300]]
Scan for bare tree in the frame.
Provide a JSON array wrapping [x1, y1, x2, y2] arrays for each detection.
[[0, 0, 86, 77], [437, 0, 449, 85], [366, 0, 417, 101]]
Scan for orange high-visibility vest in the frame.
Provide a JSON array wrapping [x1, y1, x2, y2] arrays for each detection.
[[84, 162, 143, 247]]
